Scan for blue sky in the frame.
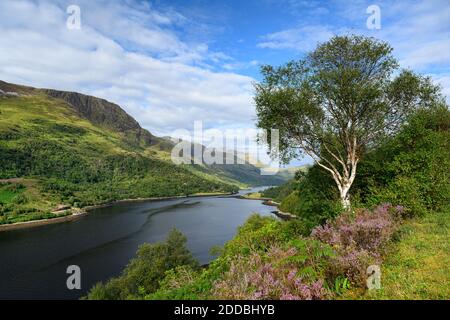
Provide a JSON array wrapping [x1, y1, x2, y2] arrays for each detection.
[[145, 0, 450, 79], [0, 0, 449, 167]]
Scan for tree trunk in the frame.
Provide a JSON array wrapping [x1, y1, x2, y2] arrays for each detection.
[[340, 185, 351, 211], [325, 169, 355, 212], [310, 139, 358, 212]]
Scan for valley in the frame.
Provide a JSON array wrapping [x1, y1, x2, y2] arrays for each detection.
[[0, 81, 291, 226]]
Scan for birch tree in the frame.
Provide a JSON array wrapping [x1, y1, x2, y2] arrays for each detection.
[[254, 35, 441, 210]]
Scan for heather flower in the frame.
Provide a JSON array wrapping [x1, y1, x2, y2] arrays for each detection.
[[311, 203, 401, 287], [212, 246, 329, 300], [213, 204, 401, 299]]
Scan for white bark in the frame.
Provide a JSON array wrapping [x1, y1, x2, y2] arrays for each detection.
[[339, 183, 351, 211], [318, 146, 358, 211], [297, 136, 359, 212]]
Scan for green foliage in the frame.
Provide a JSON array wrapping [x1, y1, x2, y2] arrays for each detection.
[[283, 238, 335, 281], [0, 208, 69, 225], [278, 166, 342, 232], [0, 182, 48, 224], [86, 229, 199, 300], [334, 276, 351, 296], [146, 265, 203, 300], [261, 179, 298, 202], [223, 215, 285, 256], [353, 105, 450, 216], [0, 183, 24, 204]]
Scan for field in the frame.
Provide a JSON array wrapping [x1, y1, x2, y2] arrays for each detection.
[[342, 211, 450, 300]]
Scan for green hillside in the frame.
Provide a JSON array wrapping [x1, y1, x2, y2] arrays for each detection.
[[1, 81, 278, 224], [0, 81, 293, 224], [0, 80, 294, 225]]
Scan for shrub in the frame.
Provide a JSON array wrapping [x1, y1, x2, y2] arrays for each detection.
[[278, 166, 342, 233], [223, 215, 285, 256], [212, 245, 330, 300], [12, 193, 28, 205], [311, 204, 403, 286], [367, 177, 427, 217], [86, 229, 199, 300], [353, 105, 449, 215], [146, 265, 202, 300]]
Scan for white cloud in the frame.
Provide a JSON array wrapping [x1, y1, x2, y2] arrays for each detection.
[[258, 25, 339, 51], [378, 1, 450, 71], [430, 73, 450, 104], [222, 60, 260, 71], [0, 0, 256, 136], [399, 40, 450, 70]]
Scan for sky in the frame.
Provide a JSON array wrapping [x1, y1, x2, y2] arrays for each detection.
[[0, 0, 449, 165]]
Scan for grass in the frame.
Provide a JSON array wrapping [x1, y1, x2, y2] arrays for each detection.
[[0, 187, 20, 203], [342, 211, 449, 300], [191, 192, 232, 196], [0, 179, 61, 225], [241, 192, 266, 199]]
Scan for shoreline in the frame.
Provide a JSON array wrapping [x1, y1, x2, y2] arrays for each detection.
[[0, 192, 235, 232], [235, 193, 297, 220], [0, 211, 88, 232], [0, 188, 291, 232], [271, 209, 298, 220]]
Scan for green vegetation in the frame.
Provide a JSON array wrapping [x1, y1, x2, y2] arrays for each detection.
[[0, 81, 291, 224], [85, 35, 449, 300], [261, 176, 301, 203], [0, 179, 69, 224], [254, 35, 442, 209], [0, 182, 24, 203], [353, 105, 449, 216], [0, 88, 238, 224], [86, 229, 199, 300], [343, 212, 449, 300]]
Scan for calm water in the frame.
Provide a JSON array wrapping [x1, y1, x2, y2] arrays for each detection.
[[0, 187, 272, 299]]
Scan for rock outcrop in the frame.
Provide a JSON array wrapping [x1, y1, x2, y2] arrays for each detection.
[[0, 89, 20, 97], [43, 89, 161, 147]]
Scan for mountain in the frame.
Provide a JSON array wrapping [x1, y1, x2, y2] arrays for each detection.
[[171, 140, 291, 187], [0, 81, 292, 224]]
